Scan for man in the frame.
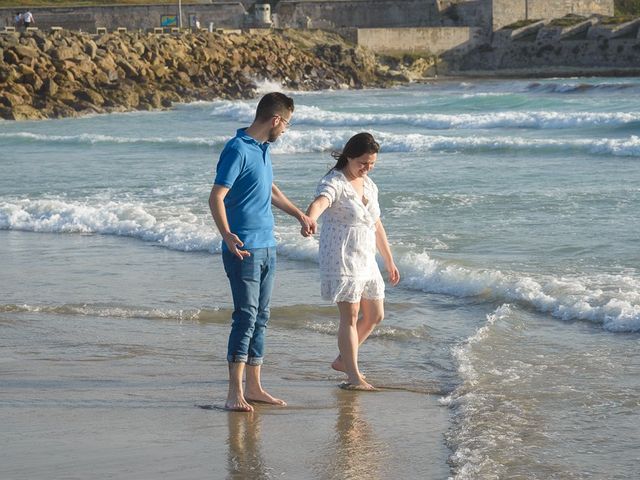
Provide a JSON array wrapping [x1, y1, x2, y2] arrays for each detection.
[[22, 10, 34, 29], [209, 92, 316, 412]]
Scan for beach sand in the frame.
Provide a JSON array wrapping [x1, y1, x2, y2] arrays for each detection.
[[1, 231, 451, 479], [1, 318, 450, 479]]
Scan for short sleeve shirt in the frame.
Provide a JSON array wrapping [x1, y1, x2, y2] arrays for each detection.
[[214, 128, 275, 250]]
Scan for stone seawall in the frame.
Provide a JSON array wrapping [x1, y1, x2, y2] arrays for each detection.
[[0, 29, 391, 121], [274, 0, 451, 29], [355, 26, 483, 55], [491, 0, 613, 30], [452, 15, 640, 75]]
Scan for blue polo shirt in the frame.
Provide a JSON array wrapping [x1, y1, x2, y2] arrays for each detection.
[[214, 128, 276, 250]]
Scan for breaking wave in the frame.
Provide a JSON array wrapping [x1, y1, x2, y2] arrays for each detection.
[[3, 130, 639, 157], [526, 81, 640, 94], [2, 199, 638, 332], [210, 100, 640, 130]]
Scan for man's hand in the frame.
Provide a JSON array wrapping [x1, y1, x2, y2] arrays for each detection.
[[223, 232, 251, 260]]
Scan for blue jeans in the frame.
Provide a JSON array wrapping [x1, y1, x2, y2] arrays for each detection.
[[222, 247, 276, 366]]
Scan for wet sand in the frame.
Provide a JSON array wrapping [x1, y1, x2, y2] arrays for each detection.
[[1, 318, 450, 480]]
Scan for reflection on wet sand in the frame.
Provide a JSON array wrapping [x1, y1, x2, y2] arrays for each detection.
[[320, 392, 389, 480], [226, 411, 269, 480]]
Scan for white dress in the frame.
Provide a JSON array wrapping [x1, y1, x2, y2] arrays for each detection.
[[315, 169, 385, 303]]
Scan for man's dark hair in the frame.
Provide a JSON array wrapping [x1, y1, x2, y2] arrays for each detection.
[[255, 92, 294, 122]]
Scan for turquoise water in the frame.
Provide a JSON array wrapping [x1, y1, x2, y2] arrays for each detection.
[[1, 78, 640, 478]]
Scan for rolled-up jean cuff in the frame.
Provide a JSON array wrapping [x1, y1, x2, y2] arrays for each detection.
[[227, 354, 248, 364], [247, 356, 264, 366]]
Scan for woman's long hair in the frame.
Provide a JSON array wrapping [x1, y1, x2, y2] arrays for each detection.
[[331, 132, 380, 171]]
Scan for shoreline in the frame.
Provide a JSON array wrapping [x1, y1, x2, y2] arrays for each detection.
[[446, 66, 640, 79]]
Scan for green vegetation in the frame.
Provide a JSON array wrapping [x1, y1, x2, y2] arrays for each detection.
[[601, 15, 637, 24], [615, 0, 640, 16], [548, 15, 588, 27], [502, 19, 542, 30]]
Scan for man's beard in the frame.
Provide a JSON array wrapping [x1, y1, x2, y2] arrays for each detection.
[[267, 127, 280, 143]]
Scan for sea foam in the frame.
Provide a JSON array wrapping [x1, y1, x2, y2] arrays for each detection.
[[0, 198, 221, 253], [526, 81, 640, 94], [211, 100, 640, 130], [0, 132, 224, 148], [400, 251, 640, 332], [2, 198, 638, 332], [3, 130, 639, 157], [443, 304, 522, 479], [273, 130, 640, 157]]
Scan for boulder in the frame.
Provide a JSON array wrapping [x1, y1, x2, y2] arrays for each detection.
[[12, 44, 39, 60], [149, 63, 169, 79], [8, 104, 47, 120], [0, 91, 26, 107], [117, 59, 139, 78], [51, 46, 77, 61], [52, 103, 79, 118], [4, 49, 20, 65], [131, 41, 146, 56], [0, 65, 18, 83], [41, 78, 59, 97], [20, 71, 44, 92], [8, 82, 32, 99], [75, 88, 105, 106], [84, 40, 98, 59]]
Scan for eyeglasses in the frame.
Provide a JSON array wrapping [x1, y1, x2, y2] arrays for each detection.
[[274, 115, 292, 128]]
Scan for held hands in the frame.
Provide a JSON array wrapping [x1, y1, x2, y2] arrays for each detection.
[[386, 261, 400, 286], [299, 214, 317, 237], [223, 232, 251, 260]]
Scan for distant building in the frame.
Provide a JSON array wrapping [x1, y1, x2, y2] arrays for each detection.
[[272, 0, 614, 33], [0, 0, 615, 34]]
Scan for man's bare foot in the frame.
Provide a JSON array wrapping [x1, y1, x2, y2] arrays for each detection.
[[224, 395, 254, 412], [331, 355, 365, 378], [245, 389, 287, 406]]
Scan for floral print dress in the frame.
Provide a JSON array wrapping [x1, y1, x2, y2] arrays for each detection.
[[315, 169, 385, 303]]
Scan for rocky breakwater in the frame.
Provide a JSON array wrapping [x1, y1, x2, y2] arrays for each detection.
[[0, 29, 389, 121]]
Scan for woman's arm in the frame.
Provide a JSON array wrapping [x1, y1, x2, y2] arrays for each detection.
[[375, 219, 400, 285], [301, 195, 331, 236], [306, 195, 330, 221]]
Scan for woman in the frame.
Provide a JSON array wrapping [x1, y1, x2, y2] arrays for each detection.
[[305, 132, 400, 390]]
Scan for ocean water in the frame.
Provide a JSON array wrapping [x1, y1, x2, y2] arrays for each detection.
[[1, 77, 640, 478]]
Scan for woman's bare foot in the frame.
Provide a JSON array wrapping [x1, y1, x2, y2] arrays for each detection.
[[224, 394, 254, 412], [245, 389, 287, 406], [331, 355, 365, 378], [331, 355, 345, 373], [339, 379, 377, 391]]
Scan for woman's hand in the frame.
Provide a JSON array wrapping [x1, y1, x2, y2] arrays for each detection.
[[298, 213, 317, 237], [386, 261, 400, 286], [301, 196, 329, 237]]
